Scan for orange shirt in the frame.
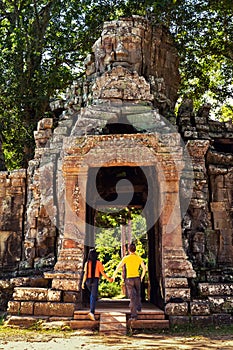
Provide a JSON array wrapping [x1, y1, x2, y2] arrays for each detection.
[[85, 260, 104, 278]]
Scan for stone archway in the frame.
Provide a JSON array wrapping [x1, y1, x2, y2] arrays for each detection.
[[84, 164, 162, 306], [51, 132, 196, 307], [46, 15, 196, 306]]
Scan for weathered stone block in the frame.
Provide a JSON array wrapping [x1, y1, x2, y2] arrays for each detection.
[[63, 291, 80, 303], [5, 316, 47, 328], [49, 302, 74, 317], [190, 300, 210, 315], [191, 315, 213, 326], [169, 316, 190, 326], [37, 118, 53, 130], [52, 279, 80, 291], [208, 296, 233, 313], [165, 288, 190, 302], [7, 301, 20, 314], [165, 302, 188, 316], [213, 313, 232, 325], [11, 179, 24, 187], [47, 289, 61, 302], [34, 302, 50, 316], [20, 301, 34, 315], [165, 278, 188, 288], [13, 287, 48, 301], [198, 283, 233, 296], [34, 301, 74, 317]]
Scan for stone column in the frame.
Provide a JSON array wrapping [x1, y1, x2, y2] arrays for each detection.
[[209, 165, 233, 264], [160, 179, 196, 302], [158, 137, 196, 302], [186, 140, 211, 266], [45, 162, 88, 295]]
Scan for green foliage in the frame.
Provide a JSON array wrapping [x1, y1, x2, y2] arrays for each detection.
[[170, 0, 233, 110], [98, 281, 121, 298], [218, 104, 233, 122], [0, 316, 4, 326], [95, 209, 148, 298]]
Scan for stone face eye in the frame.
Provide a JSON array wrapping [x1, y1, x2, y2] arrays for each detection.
[[103, 38, 113, 53]]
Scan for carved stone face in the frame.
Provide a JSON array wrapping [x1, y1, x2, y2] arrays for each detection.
[[92, 19, 150, 74], [85, 17, 180, 111]]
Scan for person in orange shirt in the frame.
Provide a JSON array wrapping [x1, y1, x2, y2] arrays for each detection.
[[82, 248, 112, 321], [112, 243, 147, 320]]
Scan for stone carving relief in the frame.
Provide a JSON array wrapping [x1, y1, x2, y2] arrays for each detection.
[[85, 16, 180, 114], [0, 231, 19, 267]]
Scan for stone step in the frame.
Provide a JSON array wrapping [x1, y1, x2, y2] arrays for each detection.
[[73, 307, 168, 332], [5, 315, 49, 328], [73, 311, 100, 321], [5, 311, 169, 331], [128, 319, 170, 329], [74, 310, 165, 320], [69, 320, 99, 330], [99, 312, 127, 335], [72, 313, 169, 332], [8, 300, 75, 317], [136, 312, 165, 320]]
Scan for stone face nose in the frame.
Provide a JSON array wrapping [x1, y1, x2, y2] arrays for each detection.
[[111, 41, 129, 62]]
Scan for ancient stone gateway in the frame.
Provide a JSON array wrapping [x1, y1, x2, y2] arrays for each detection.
[[42, 16, 195, 310], [2, 16, 233, 328], [51, 130, 195, 305]]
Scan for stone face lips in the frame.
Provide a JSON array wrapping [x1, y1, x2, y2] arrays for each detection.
[[92, 66, 154, 101]]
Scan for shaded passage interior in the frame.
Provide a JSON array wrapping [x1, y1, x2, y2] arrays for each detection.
[[84, 165, 163, 308]]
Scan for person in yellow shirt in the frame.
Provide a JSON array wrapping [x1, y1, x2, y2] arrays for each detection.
[[112, 243, 147, 320]]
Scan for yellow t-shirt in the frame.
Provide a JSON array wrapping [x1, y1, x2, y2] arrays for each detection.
[[122, 253, 143, 278]]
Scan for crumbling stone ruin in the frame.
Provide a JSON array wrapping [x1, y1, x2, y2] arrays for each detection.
[[0, 16, 232, 327]]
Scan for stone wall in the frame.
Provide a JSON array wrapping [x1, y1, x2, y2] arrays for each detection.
[[0, 170, 26, 273], [177, 100, 233, 282]]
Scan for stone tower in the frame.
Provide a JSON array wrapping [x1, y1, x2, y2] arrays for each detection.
[[26, 16, 195, 307]]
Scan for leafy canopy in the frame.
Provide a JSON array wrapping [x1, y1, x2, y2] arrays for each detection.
[[0, 0, 232, 168]]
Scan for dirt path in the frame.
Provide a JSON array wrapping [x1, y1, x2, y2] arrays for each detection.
[[0, 330, 233, 350]]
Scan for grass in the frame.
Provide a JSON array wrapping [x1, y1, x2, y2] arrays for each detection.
[[138, 323, 233, 338], [0, 324, 74, 342], [0, 321, 232, 341]]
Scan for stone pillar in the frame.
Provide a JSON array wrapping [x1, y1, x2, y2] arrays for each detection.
[[186, 140, 211, 266], [46, 164, 88, 294], [0, 170, 27, 270], [160, 188, 196, 302], [208, 165, 233, 264], [158, 136, 196, 302]]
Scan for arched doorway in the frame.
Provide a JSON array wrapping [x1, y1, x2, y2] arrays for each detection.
[[83, 165, 163, 308], [54, 132, 196, 309]]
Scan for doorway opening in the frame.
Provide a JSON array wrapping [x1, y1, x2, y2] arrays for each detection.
[[83, 165, 163, 308]]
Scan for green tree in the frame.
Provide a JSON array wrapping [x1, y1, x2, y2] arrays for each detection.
[[0, 0, 232, 168], [95, 208, 147, 297]]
